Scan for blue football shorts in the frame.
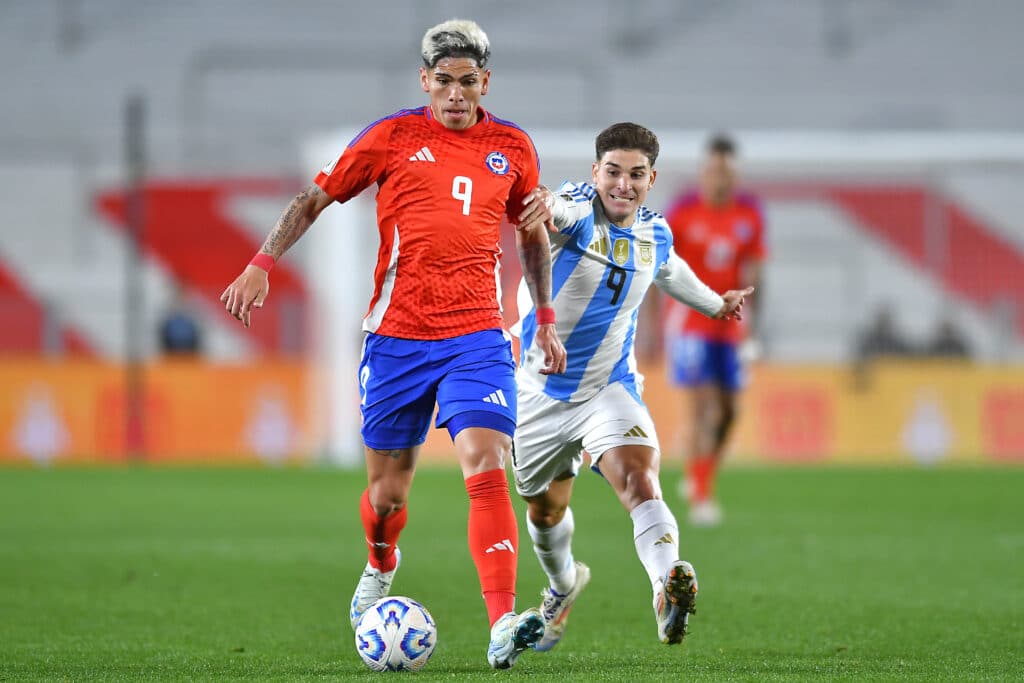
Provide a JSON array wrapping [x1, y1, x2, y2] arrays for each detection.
[[667, 334, 746, 391], [358, 328, 517, 450]]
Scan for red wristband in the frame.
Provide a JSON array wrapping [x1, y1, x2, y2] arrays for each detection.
[[535, 307, 556, 325], [248, 253, 276, 273]]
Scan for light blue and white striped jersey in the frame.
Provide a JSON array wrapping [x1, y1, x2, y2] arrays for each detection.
[[516, 181, 722, 403]]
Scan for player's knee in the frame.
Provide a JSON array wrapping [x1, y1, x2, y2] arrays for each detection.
[[458, 441, 512, 474], [367, 481, 408, 515], [528, 500, 567, 528], [696, 416, 719, 444], [695, 397, 718, 421], [698, 401, 725, 432], [622, 468, 660, 507]]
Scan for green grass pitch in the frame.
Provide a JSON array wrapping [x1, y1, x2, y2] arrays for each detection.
[[1, 466, 1021, 681]]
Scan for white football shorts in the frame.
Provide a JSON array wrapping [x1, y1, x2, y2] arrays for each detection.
[[513, 381, 661, 498]]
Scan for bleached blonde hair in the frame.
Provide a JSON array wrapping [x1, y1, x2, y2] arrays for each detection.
[[421, 19, 490, 69]]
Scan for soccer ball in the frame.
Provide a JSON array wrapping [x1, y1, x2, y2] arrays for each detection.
[[354, 596, 437, 672]]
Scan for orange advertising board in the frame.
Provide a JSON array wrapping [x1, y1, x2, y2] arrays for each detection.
[[420, 360, 1024, 465], [1, 359, 1021, 465], [0, 359, 313, 464]]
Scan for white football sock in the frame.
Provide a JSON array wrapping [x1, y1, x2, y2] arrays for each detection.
[[631, 499, 681, 589], [527, 507, 577, 594]]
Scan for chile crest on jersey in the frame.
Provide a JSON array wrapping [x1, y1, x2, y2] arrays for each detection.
[[733, 219, 753, 241], [485, 151, 510, 176]]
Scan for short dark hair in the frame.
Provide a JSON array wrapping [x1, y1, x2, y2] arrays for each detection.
[[706, 133, 737, 156], [595, 122, 659, 167]]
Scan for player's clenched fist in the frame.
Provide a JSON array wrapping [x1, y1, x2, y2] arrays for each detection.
[[220, 265, 270, 329]]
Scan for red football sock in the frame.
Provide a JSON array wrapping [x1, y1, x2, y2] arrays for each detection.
[[465, 469, 518, 626], [482, 591, 515, 625], [689, 457, 718, 502], [360, 489, 406, 572]]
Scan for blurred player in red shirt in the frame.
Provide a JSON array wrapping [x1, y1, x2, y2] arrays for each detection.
[[221, 19, 565, 669], [663, 134, 766, 526]]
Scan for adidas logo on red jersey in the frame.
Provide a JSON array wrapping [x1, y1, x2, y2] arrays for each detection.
[[408, 146, 435, 162]]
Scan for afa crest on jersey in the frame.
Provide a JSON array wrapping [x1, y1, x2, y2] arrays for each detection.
[[485, 151, 510, 175], [638, 241, 654, 265], [612, 238, 630, 265]]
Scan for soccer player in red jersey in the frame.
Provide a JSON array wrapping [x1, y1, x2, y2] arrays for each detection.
[[662, 134, 766, 526], [220, 19, 566, 669]]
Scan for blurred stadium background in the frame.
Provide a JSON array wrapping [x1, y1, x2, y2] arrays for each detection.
[[2, 0, 1022, 466]]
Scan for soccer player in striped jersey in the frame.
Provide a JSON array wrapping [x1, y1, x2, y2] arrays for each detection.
[[220, 19, 566, 670], [510, 123, 752, 650]]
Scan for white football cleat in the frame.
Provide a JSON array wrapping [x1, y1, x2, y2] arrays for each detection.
[[535, 561, 591, 652], [487, 608, 544, 669], [654, 560, 698, 644], [349, 548, 401, 630], [688, 499, 723, 527]]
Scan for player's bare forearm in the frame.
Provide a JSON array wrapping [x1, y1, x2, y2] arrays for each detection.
[[516, 226, 553, 307], [219, 185, 330, 329], [518, 224, 566, 375], [259, 184, 332, 259]]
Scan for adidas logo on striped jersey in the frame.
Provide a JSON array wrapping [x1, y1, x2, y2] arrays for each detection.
[[408, 146, 435, 162], [482, 389, 508, 407], [623, 425, 648, 438], [587, 238, 609, 256]]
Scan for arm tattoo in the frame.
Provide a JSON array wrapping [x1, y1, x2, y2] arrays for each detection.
[[518, 230, 553, 308], [259, 185, 323, 259]]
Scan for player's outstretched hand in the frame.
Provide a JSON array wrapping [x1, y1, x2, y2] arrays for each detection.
[[534, 323, 567, 375], [517, 185, 558, 233], [220, 265, 270, 329], [716, 286, 755, 321]]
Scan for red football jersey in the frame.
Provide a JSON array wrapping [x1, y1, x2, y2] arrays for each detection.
[[314, 105, 539, 340], [664, 191, 767, 343]]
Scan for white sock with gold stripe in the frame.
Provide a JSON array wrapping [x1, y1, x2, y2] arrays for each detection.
[[527, 507, 577, 594], [631, 499, 680, 589]]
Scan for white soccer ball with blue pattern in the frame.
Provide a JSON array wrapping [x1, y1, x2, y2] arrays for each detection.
[[354, 596, 436, 672]]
